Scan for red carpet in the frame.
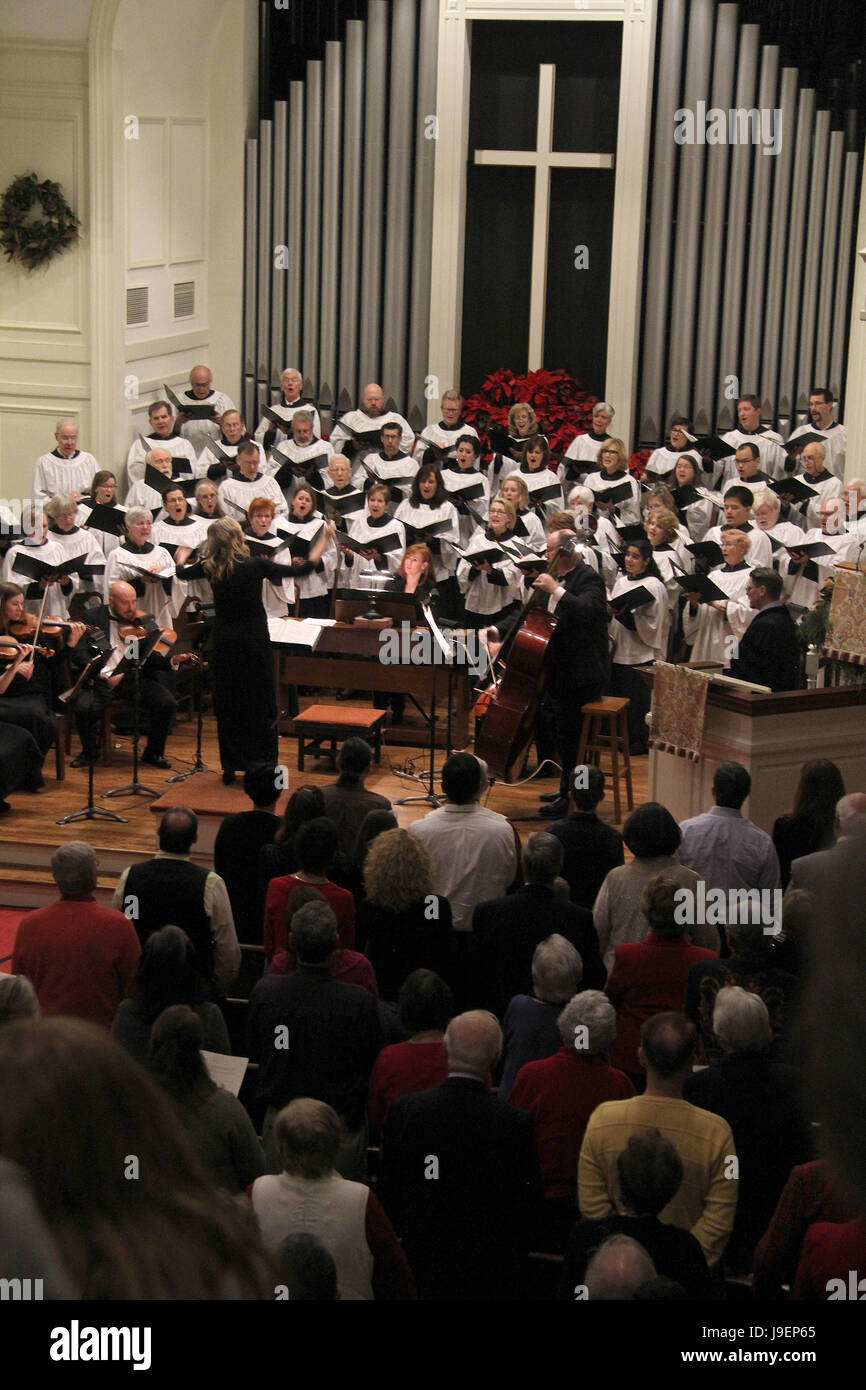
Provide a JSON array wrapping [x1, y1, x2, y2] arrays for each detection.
[[0, 908, 26, 973]]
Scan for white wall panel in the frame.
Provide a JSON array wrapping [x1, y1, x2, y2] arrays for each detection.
[[126, 118, 167, 267], [170, 119, 206, 263]]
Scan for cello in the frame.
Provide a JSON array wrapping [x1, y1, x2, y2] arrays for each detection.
[[475, 533, 577, 782]]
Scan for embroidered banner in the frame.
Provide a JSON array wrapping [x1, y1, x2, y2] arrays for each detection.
[[823, 567, 866, 667], [649, 662, 711, 762]]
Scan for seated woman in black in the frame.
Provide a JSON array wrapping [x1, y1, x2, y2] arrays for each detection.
[[0, 580, 85, 760]]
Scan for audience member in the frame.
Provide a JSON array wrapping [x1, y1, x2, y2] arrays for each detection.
[[276, 1232, 339, 1301], [114, 807, 240, 997], [336, 807, 397, 904], [685, 918, 799, 1064], [148, 1005, 265, 1194], [263, 817, 355, 958], [771, 758, 845, 889], [408, 753, 518, 931], [12, 842, 140, 1028], [473, 832, 605, 1017], [0, 1018, 271, 1298], [213, 763, 280, 943], [248, 900, 382, 1177], [508, 991, 633, 1244], [546, 764, 624, 910], [793, 1216, 866, 1300], [498, 935, 584, 1099], [355, 829, 452, 1000], [258, 785, 326, 896], [112, 924, 231, 1064], [788, 791, 866, 892], [593, 802, 719, 969], [269, 890, 378, 996], [676, 765, 781, 933], [320, 738, 393, 863], [605, 873, 717, 1080], [579, 1013, 737, 1268], [560, 1130, 713, 1300], [771, 887, 814, 976], [752, 1159, 861, 1299], [583, 1234, 658, 1300], [0, 975, 39, 1027], [380, 1010, 542, 1301], [252, 1099, 414, 1301], [368, 970, 453, 1140], [683, 988, 812, 1274]]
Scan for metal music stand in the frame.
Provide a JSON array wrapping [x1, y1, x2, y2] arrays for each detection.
[[167, 615, 211, 782], [57, 656, 128, 825], [102, 626, 163, 800]]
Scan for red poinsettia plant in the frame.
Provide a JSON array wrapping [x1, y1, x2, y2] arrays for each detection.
[[462, 368, 598, 461]]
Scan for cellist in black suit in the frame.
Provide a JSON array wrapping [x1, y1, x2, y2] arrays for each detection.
[[484, 527, 610, 818]]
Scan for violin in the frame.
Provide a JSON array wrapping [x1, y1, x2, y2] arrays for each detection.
[[117, 610, 178, 659], [7, 612, 93, 659]]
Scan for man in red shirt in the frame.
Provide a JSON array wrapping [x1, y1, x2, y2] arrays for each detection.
[[12, 841, 140, 1028]]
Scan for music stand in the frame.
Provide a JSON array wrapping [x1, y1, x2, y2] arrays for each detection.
[[57, 656, 128, 825], [168, 618, 211, 782], [102, 626, 164, 800]]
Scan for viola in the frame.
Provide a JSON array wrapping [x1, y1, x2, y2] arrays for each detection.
[[7, 613, 94, 657], [117, 611, 178, 659]]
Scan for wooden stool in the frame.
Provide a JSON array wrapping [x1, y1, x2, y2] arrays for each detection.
[[576, 696, 634, 824], [292, 704, 387, 771]]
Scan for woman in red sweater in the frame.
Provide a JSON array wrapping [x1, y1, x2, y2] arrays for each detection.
[[264, 816, 354, 959]]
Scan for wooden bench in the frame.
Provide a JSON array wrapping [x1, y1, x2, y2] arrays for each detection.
[[291, 704, 387, 771]]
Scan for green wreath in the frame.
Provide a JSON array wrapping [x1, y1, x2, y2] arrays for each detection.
[[0, 172, 80, 271]]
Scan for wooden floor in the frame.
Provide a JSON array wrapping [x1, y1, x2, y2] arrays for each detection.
[[0, 703, 648, 904]]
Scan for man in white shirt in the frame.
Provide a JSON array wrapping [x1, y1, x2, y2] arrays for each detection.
[[330, 382, 415, 463], [787, 387, 847, 480], [677, 761, 781, 905], [32, 419, 100, 502], [408, 753, 518, 931]]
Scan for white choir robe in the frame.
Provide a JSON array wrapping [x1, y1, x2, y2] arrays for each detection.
[[512, 507, 547, 550], [46, 526, 107, 613], [124, 480, 167, 515], [330, 408, 415, 460], [517, 465, 565, 523], [643, 442, 696, 489], [358, 451, 418, 501], [151, 515, 211, 617], [267, 438, 334, 493], [457, 533, 524, 621], [439, 464, 490, 545], [32, 449, 100, 502], [677, 495, 717, 543], [2, 538, 74, 616], [253, 400, 322, 445], [486, 452, 518, 497], [174, 388, 235, 458], [788, 420, 847, 480], [847, 511, 866, 545], [104, 542, 175, 628], [241, 534, 295, 618], [124, 433, 197, 489], [789, 471, 843, 531], [218, 473, 288, 523], [340, 512, 406, 583], [563, 430, 610, 467], [394, 498, 460, 583], [608, 573, 671, 666], [650, 544, 692, 614], [761, 521, 807, 566], [720, 472, 775, 505], [682, 563, 755, 664], [720, 427, 787, 481], [778, 529, 856, 612], [277, 513, 336, 604], [416, 419, 479, 463], [194, 438, 268, 480], [585, 470, 642, 526], [705, 522, 773, 570]]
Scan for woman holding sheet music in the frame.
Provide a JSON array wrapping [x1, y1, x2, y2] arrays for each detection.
[[498, 475, 547, 549], [177, 516, 333, 783], [340, 483, 406, 579], [516, 436, 564, 522], [104, 509, 176, 629], [457, 498, 525, 631], [394, 465, 460, 618], [280, 484, 337, 619], [681, 529, 755, 665], [607, 539, 670, 754], [2, 511, 77, 618], [585, 439, 642, 525]]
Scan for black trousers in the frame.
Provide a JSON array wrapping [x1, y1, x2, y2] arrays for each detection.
[[548, 682, 604, 799], [74, 669, 177, 758], [0, 695, 56, 758]]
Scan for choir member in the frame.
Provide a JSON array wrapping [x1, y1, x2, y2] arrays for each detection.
[[682, 529, 756, 664], [564, 489, 620, 587], [643, 416, 697, 488], [44, 494, 106, 614], [280, 484, 336, 619], [124, 448, 176, 514], [780, 441, 843, 530], [720, 443, 774, 502], [607, 537, 671, 753], [193, 479, 224, 521], [585, 439, 642, 525], [330, 382, 414, 462], [395, 465, 460, 619], [559, 401, 616, 485], [218, 441, 288, 523], [720, 394, 786, 481], [253, 367, 321, 447], [359, 422, 418, 501], [787, 388, 847, 480], [670, 453, 715, 542], [78, 471, 125, 558], [341, 483, 406, 579], [152, 484, 212, 617], [2, 511, 72, 617], [705, 487, 773, 568], [778, 500, 857, 612], [644, 508, 692, 602], [498, 475, 546, 549], [440, 434, 489, 544], [268, 410, 333, 494], [32, 419, 100, 502], [842, 480, 866, 541], [753, 491, 806, 555], [172, 365, 236, 457], [516, 436, 564, 522], [457, 498, 524, 631], [242, 496, 295, 619], [104, 509, 175, 628], [195, 410, 267, 480], [642, 485, 692, 548], [416, 390, 479, 465], [125, 400, 197, 487]]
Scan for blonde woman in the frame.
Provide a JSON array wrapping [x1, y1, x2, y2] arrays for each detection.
[[177, 516, 332, 783], [356, 828, 452, 1000], [584, 438, 642, 525]]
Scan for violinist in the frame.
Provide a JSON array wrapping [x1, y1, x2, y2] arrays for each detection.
[[68, 580, 179, 770], [0, 582, 86, 760], [484, 528, 609, 819]]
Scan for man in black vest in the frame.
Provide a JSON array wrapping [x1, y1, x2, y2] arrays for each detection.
[[113, 806, 240, 996], [726, 568, 801, 692]]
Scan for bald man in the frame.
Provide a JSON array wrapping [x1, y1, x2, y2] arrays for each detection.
[[329, 382, 414, 464], [32, 419, 100, 502], [788, 794, 866, 894], [172, 364, 235, 457], [69, 579, 178, 769], [380, 1010, 542, 1300], [253, 367, 321, 448]]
